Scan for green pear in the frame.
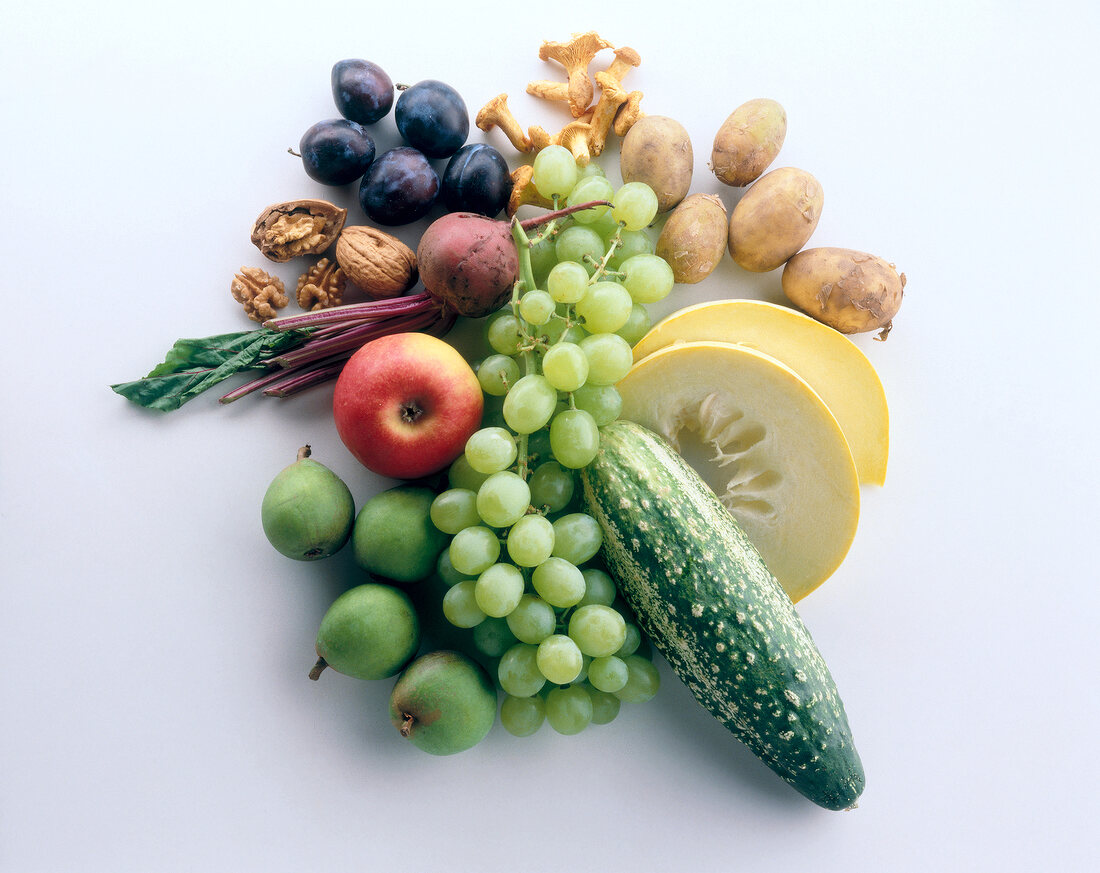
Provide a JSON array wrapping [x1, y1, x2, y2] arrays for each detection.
[[261, 446, 354, 561], [351, 485, 448, 582], [389, 651, 496, 755], [310, 583, 420, 681]]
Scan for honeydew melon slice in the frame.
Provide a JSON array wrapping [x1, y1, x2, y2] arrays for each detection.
[[617, 340, 860, 602], [631, 299, 889, 485]]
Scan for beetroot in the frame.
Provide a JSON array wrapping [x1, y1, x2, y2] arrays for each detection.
[[417, 212, 519, 318]]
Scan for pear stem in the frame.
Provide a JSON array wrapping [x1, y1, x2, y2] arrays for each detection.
[[400, 712, 415, 737], [297, 445, 312, 462], [308, 657, 327, 681]]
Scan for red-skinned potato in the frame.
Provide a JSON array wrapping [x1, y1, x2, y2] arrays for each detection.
[[417, 213, 519, 318]]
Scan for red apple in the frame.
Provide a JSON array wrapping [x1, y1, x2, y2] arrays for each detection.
[[333, 332, 483, 479]]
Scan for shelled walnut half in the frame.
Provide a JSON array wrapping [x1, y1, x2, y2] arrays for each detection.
[[231, 266, 288, 322], [250, 199, 347, 263]]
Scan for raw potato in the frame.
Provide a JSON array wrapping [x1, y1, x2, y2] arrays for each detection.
[[711, 98, 787, 187], [729, 167, 823, 272], [782, 247, 905, 339], [656, 193, 728, 284], [618, 115, 693, 213]]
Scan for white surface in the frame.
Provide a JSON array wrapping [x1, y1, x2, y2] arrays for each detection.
[[2, 2, 1097, 870]]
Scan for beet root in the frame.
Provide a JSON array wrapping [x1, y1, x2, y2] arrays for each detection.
[[417, 212, 519, 318]]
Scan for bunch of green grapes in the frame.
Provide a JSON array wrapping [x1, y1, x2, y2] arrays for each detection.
[[428, 146, 669, 737]]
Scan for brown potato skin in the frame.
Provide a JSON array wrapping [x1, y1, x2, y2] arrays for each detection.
[[656, 193, 729, 285], [619, 116, 694, 213], [782, 247, 905, 336], [729, 167, 823, 273], [711, 98, 787, 187]]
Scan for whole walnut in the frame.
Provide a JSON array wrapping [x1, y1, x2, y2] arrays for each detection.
[[335, 226, 418, 299]]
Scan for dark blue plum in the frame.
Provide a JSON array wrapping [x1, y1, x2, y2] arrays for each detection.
[[359, 147, 439, 226], [442, 144, 512, 217], [394, 80, 469, 159], [299, 119, 375, 186], [332, 59, 394, 125]]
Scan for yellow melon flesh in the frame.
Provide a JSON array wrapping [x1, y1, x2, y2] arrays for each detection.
[[618, 340, 860, 602], [631, 299, 889, 485]]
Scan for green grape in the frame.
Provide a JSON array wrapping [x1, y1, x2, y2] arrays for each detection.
[[611, 181, 659, 231], [503, 374, 558, 434], [448, 453, 491, 492], [555, 225, 605, 272], [587, 685, 622, 724], [605, 228, 654, 270], [541, 342, 589, 392], [568, 604, 627, 657], [477, 354, 521, 396], [528, 461, 574, 513], [571, 383, 622, 426], [574, 654, 592, 685], [588, 655, 629, 693], [473, 616, 518, 658], [448, 525, 501, 576], [615, 654, 661, 703], [532, 144, 579, 198], [587, 209, 621, 238], [574, 281, 633, 334], [566, 175, 615, 224], [487, 311, 526, 356], [506, 593, 557, 644], [429, 488, 481, 535], [579, 568, 617, 606], [616, 622, 642, 658], [536, 634, 584, 685], [546, 260, 589, 304], [616, 303, 652, 347], [545, 685, 593, 735], [578, 332, 633, 386], [519, 289, 556, 326], [436, 548, 473, 588], [577, 162, 606, 180], [505, 513, 555, 567], [465, 427, 518, 475], [549, 409, 600, 469], [620, 253, 675, 304], [500, 693, 546, 737], [474, 562, 526, 618], [531, 556, 586, 608], [476, 471, 531, 528], [551, 513, 603, 565], [442, 579, 486, 628], [498, 643, 546, 697], [529, 235, 558, 287]]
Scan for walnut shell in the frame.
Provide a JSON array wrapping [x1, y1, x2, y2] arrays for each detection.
[[335, 225, 419, 299], [250, 199, 347, 263]]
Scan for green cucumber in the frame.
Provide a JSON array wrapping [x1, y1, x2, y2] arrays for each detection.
[[581, 420, 864, 810]]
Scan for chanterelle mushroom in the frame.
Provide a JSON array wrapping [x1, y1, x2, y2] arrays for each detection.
[[538, 31, 613, 117]]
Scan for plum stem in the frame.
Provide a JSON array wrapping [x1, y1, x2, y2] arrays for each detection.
[[400, 713, 415, 737], [308, 657, 328, 681]]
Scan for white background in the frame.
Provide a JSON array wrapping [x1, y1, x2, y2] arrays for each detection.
[[2, 1, 1097, 870]]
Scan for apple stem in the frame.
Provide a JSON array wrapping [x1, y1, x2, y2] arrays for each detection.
[[308, 657, 328, 681], [400, 712, 415, 737]]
